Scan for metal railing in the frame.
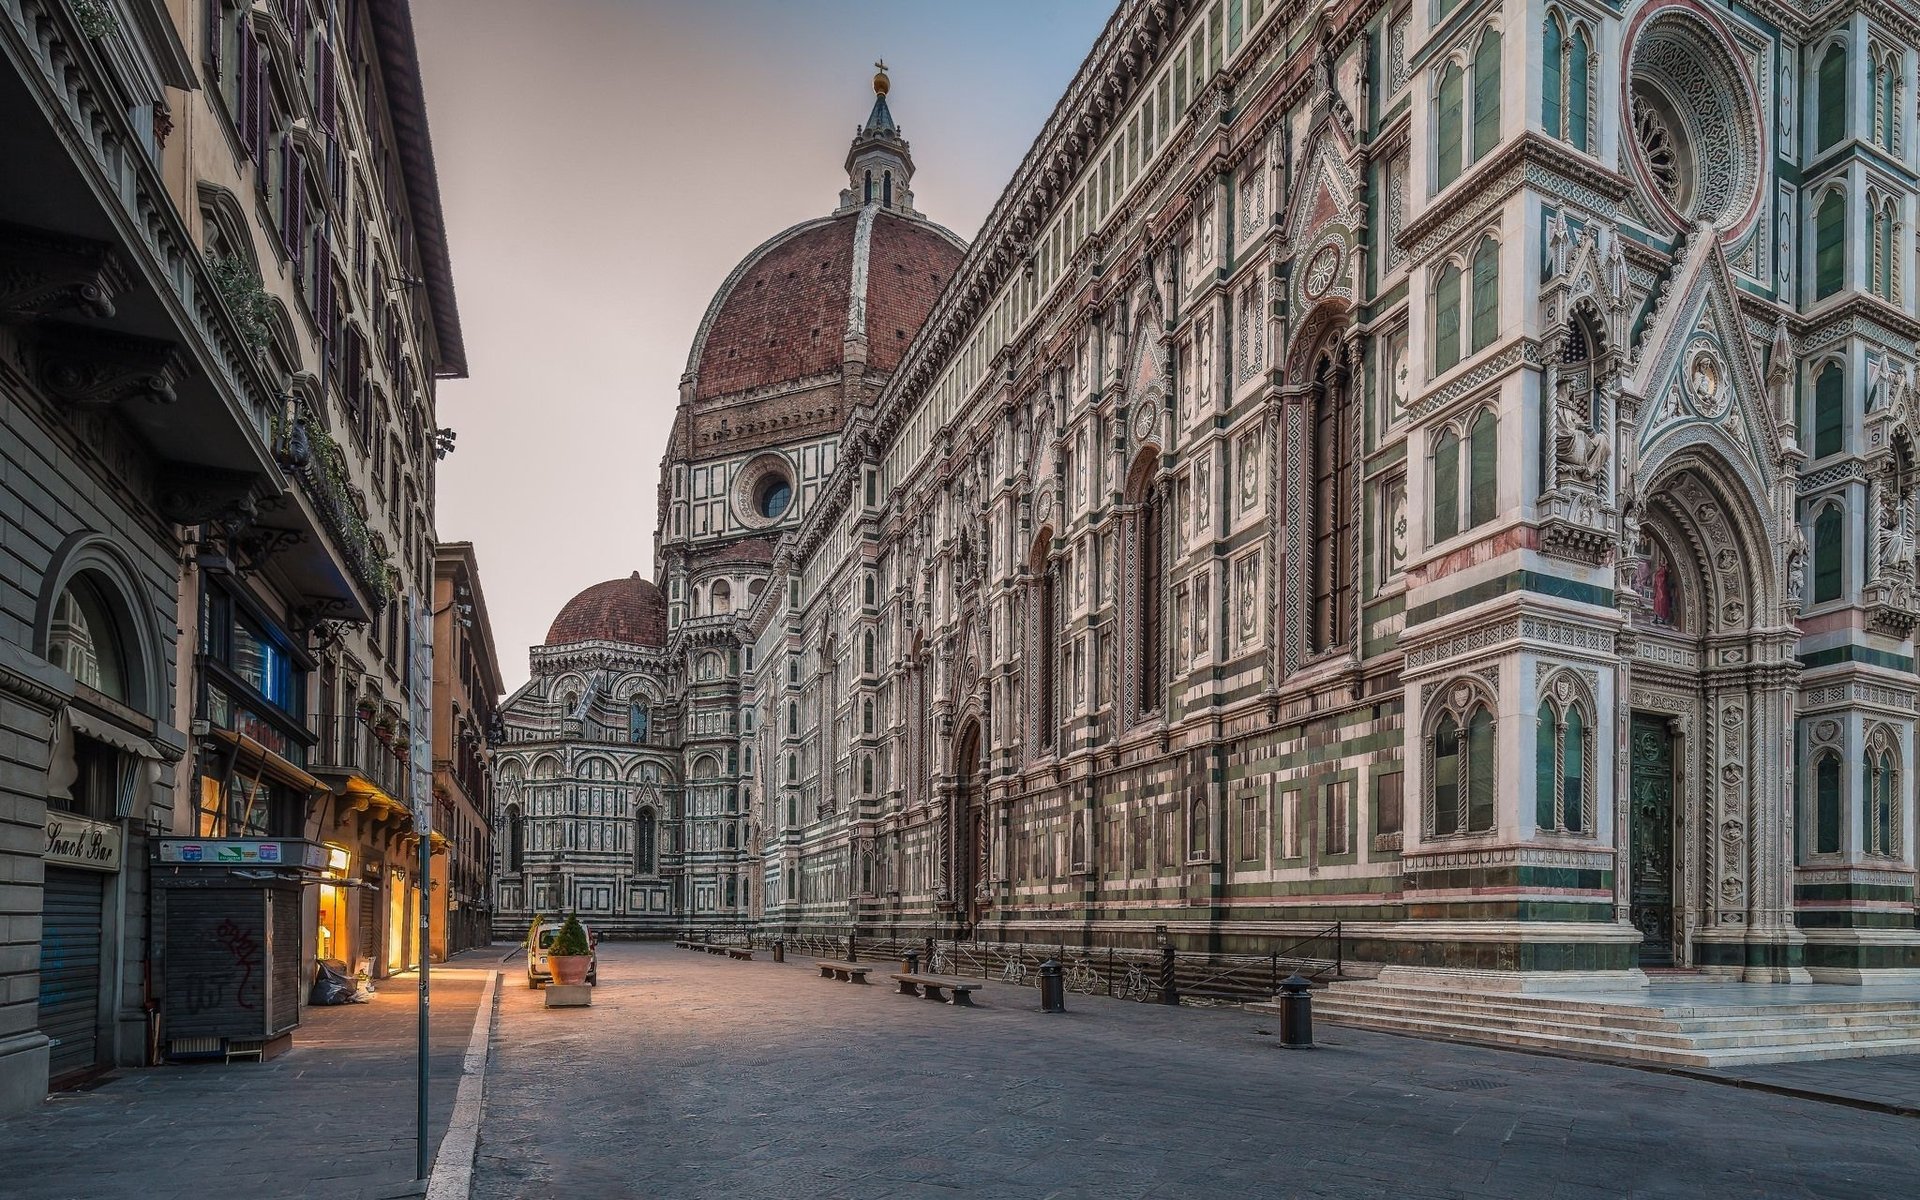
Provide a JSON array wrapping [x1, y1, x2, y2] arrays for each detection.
[[309, 712, 409, 799]]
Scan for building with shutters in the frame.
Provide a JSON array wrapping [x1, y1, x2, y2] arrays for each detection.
[[0, 0, 462, 1112], [431, 543, 504, 958], [563, 2, 1920, 985]]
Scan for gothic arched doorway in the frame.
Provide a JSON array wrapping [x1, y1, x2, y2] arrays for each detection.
[[952, 718, 987, 929], [1625, 452, 1782, 969]]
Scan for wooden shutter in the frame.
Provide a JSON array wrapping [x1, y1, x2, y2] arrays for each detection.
[[205, 0, 223, 79]]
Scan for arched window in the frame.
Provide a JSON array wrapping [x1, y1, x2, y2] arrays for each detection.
[[1568, 25, 1591, 151], [1813, 503, 1845, 603], [1534, 690, 1591, 835], [1310, 357, 1354, 654], [507, 804, 524, 872], [1429, 692, 1497, 837], [1472, 30, 1502, 161], [1813, 751, 1842, 855], [1136, 479, 1164, 712], [46, 573, 132, 703], [1433, 427, 1461, 542], [1469, 236, 1500, 353], [710, 580, 731, 614], [1433, 261, 1463, 373], [1813, 362, 1845, 459], [1467, 408, 1498, 528], [1875, 201, 1899, 303], [883, 170, 893, 208], [1865, 730, 1902, 857], [787, 702, 797, 735], [862, 697, 874, 735], [860, 755, 874, 793], [628, 702, 649, 744], [1815, 190, 1846, 300], [786, 754, 797, 782], [1436, 62, 1465, 188], [635, 807, 657, 873], [862, 630, 876, 675], [863, 170, 873, 204], [1817, 43, 1847, 150], [1542, 16, 1562, 139]]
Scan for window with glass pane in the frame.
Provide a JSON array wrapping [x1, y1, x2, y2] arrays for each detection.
[[1466, 706, 1496, 832], [1434, 262, 1462, 371], [1470, 238, 1499, 352], [47, 575, 129, 703], [1561, 707, 1584, 832], [1817, 44, 1846, 149], [1813, 364, 1844, 458], [1569, 28, 1590, 151], [1542, 18, 1562, 137], [1472, 31, 1501, 160], [1433, 713, 1461, 835], [1535, 704, 1557, 832], [1815, 191, 1846, 299], [1436, 65, 1464, 189], [1467, 410, 1497, 528], [1433, 430, 1460, 541]]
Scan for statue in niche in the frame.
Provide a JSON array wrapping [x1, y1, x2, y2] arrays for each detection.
[[1547, 210, 1572, 280], [1876, 486, 1916, 584], [1554, 376, 1610, 486], [1634, 537, 1681, 628], [1603, 230, 1629, 304], [1786, 525, 1808, 608], [1195, 455, 1211, 529]]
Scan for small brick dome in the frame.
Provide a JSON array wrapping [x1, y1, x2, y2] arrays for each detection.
[[544, 573, 667, 648]]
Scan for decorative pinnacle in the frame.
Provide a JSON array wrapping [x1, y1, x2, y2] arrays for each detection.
[[874, 59, 889, 96]]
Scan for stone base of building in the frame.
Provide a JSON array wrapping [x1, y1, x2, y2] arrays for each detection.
[[1692, 929, 1811, 983], [0, 1031, 51, 1117], [1799, 928, 1920, 983]]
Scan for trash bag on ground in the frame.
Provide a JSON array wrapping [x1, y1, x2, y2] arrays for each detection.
[[309, 958, 356, 1006]]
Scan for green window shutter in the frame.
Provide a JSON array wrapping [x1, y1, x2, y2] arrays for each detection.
[[1535, 704, 1557, 832], [1433, 714, 1460, 836], [1434, 263, 1462, 372], [1814, 504, 1844, 603], [1542, 18, 1563, 138], [1569, 29, 1590, 152], [1472, 31, 1502, 161], [1561, 706, 1583, 833], [1466, 706, 1496, 832], [1814, 364, 1844, 459], [1468, 409, 1497, 528], [1433, 430, 1460, 541], [1817, 44, 1847, 150], [1470, 237, 1499, 352], [1815, 754, 1841, 854], [1437, 64, 1464, 188], [1815, 191, 1846, 300]]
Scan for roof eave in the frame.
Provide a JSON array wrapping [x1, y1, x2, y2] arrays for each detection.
[[370, 0, 467, 379]]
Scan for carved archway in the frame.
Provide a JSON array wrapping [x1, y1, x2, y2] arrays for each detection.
[[950, 718, 987, 928]]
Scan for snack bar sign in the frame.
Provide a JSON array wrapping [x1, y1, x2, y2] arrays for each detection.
[[45, 813, 123, 872]]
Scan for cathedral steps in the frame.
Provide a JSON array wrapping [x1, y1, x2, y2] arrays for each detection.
[[1247, 981, 1920, 1067]]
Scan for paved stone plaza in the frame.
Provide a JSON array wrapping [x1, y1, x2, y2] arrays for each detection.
[[472, 944, 1920, 1199], [0, 965, 488, 1200]]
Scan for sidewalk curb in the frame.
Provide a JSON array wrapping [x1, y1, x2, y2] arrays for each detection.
[[425, 968, 500, 1200]]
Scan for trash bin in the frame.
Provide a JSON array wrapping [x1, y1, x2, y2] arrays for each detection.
[[1038, 959, 1065, 1013], [903, 950, 920, 975], [772, 939, 785, 964], [1277, 974, 1314, 1048]]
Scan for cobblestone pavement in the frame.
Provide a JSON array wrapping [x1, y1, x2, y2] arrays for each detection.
[[475, 943, 1920, 1200], [2, 957, 493, 1200]]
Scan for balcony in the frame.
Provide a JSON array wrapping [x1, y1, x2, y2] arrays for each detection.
[[309, 712, 411, 812], [280, 416, 394, 616]]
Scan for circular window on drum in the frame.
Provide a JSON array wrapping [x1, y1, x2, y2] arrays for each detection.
[[731, 452, 797, 530], [1625, 9, 1762, 234]]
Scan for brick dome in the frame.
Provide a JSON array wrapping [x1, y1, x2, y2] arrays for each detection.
[[685, 208, 965, 404], [544, 573, 667, 648]]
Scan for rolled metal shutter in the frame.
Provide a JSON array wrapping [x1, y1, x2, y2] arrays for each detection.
[[41, 869, 104, 1079], [269, 890, 301, 1033], [357, 886, 376, 971]]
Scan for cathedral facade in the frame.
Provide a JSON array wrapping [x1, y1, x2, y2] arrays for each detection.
[[508, 0, 1920, 985]]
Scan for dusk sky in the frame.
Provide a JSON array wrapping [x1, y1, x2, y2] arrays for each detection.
[[414, 0, 1112, 689]]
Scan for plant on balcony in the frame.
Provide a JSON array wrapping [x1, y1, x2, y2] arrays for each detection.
[[70, 0, 118, 39], [206, 253, 271, 350], [355, 696, 377, 721], [291, 412, 394, 612]]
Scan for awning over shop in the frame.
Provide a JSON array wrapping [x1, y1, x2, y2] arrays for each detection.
[[69, 707, 166, 760], [206, 727, 325, 795]]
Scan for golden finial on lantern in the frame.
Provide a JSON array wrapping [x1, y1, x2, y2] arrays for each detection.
[[874, 59, 890, 96]]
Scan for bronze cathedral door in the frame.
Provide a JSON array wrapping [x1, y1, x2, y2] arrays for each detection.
[[1628, 713, 1678, 965]]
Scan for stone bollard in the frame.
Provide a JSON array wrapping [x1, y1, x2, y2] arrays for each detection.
[[1159, 945, 1179, 1006], [772, 939, 785, 964]]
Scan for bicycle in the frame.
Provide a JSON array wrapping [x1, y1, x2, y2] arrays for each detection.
[[1064, 959, 1100, 995], [930, 947, 953, 976], [1000, 956, 1028, 986], [1118, 961, 1150, 1001]]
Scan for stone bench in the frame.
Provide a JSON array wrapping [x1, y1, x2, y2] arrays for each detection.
[[890, 973, 979, 1006], [726, 948, 753, 961], [704, 944, 729, 955], [815, 962, 871, 984]]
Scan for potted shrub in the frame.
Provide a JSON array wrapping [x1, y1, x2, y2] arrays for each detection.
[[547, 913, 592, 986]]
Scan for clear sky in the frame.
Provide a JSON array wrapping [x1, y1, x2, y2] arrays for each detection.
[[415, 0, 1112, 690]]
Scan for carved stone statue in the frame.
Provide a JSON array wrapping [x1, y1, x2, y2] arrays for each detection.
[[1554, 377, 1609, 486]]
